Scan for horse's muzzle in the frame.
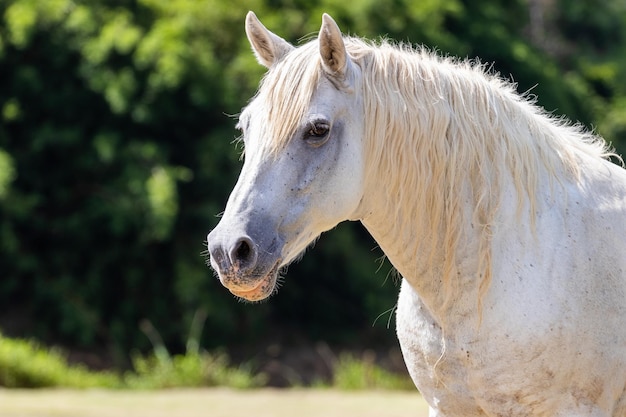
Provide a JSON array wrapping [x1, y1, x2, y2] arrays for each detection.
[[207, 223, 283, 301]]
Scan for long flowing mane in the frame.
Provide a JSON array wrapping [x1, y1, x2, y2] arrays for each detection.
[[349, 39, 615, 308], [249, 36, 616, 306]]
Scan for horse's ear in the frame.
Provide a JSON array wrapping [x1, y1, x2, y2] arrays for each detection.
[[319, 14, 349, 81], [245, 11, 294, 68]]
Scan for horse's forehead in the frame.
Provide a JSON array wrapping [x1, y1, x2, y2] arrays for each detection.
[[244, 75, 338, 128]]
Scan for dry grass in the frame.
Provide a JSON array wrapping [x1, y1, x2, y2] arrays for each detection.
[[0, 388, 429, 417]]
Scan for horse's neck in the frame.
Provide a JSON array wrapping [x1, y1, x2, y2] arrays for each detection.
[[360, 185, 483, 323]]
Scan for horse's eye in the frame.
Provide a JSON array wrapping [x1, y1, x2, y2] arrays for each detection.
[[305, 122, 331, 147], [309, 124, 329, 137]]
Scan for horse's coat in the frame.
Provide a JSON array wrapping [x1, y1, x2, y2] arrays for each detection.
[[207, 12, 626, 416]]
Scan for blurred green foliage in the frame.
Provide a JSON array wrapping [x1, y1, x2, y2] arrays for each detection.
[[0, 332, 120, 387], [0, 0, 624, 364], [123, 351, 265, 389], [0, 331, 263, 388], [329, 352, 414, 390]]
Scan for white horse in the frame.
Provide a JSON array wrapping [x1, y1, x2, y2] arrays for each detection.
[[208, 12, 626, 417]]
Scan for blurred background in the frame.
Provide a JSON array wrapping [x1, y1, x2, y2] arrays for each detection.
[[0, 0, 625, 387]]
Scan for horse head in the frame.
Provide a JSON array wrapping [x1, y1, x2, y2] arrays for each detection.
[[207, 12, 365, 301]]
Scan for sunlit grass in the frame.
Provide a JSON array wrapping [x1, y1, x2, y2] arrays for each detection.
[[330, 353, 414, 391], [0, 332, 119, 388]]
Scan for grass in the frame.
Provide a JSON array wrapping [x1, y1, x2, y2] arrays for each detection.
[[0, 330, 413, 391], [0, 333, 119, 388], [123, 351, 265, 389], [0, 332, 263, 389], [0, 313, 424, 416], [0, 311, 413, 392], [331, 353, 415, 390], [0, 388, 430, 417]]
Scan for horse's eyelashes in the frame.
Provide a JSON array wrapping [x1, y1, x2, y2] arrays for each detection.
[[309, 124, 329, 137]]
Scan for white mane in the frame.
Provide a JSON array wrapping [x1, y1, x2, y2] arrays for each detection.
[[348, 39, 615, 307]]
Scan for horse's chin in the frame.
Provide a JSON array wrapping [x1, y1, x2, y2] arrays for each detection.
[[227, 265, 280, 302]]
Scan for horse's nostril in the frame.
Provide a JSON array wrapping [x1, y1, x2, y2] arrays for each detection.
[[229, 236, 257, 270], [235, 239, 251, 260]]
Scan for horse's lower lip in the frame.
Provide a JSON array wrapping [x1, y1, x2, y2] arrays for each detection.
[[227, 263, 280, 302]]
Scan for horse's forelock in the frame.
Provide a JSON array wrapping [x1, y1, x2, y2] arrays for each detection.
[[250, 42, 322, 156]]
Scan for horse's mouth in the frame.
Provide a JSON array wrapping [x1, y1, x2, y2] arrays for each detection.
[[225, 262, 281, 302]]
